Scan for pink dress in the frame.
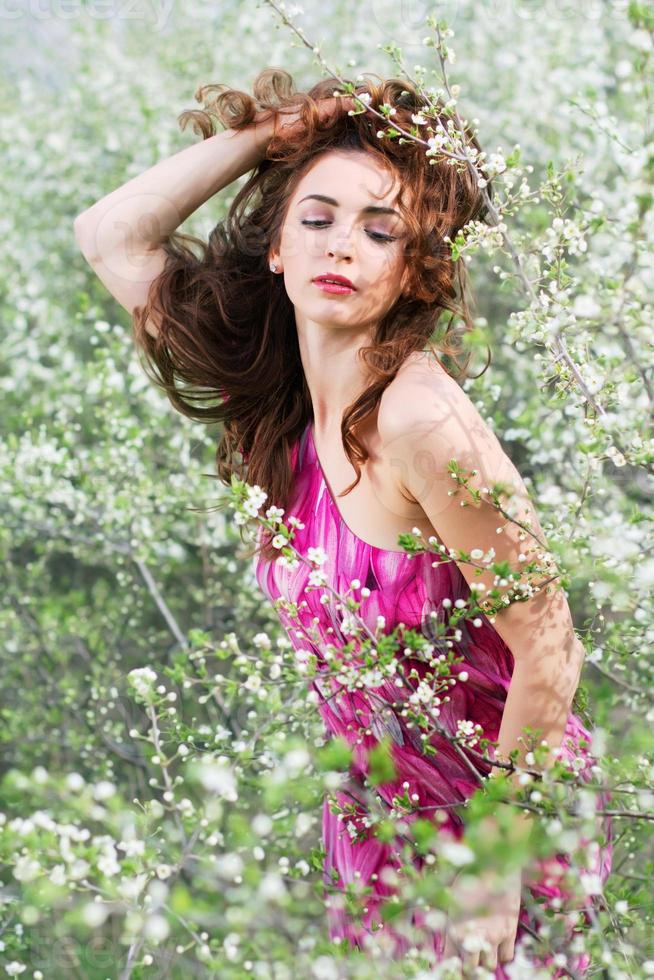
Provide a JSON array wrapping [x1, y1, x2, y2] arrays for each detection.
[[253, 421, 613, 975]]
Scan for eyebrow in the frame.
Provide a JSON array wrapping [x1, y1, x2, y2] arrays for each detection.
[[297, 193, 401, 218]]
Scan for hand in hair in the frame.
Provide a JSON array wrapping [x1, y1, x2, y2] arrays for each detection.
[[254, 94, 357, 144]]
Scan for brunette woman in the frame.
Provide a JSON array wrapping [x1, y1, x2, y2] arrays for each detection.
[[74, 68, 612, 975]]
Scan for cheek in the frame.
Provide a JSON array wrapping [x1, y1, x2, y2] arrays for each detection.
[[375, 250, 406, 286], [279, 225, 300, 261]]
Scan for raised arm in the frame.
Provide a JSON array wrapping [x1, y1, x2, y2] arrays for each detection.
[[72, 114, 275, 338]]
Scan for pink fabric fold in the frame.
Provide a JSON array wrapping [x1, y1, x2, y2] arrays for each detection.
[[253, 422, 613, 975]]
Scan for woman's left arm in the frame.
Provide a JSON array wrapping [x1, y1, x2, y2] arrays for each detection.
[[380, 364, 587, 781]]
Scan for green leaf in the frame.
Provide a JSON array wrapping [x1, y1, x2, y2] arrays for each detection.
[[367, 737, 398, 786], [314, 736, 352, 771]]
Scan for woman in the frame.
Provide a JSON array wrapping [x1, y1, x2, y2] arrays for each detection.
[[74, 68, 612, 975]]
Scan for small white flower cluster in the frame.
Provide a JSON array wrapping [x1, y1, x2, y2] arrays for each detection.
[[440, 840, 475, 867], [97, 837, 121, 876], [460, 218, 507, 252], [127, 666, 158, 702], [348, 91, 371, 115], [479, 149, 508, 180], [410, 680, 437, 707], [243, 673, 263, 694], [195, 756, 238, 801], [455, 717, 482, 748], [359, 667, 386, 688], [308, 568, 328, 588], [13, 856, 41, 882], [5, 962, 28, 976], [426, 132, 447, 154], [541, 217, 588, 263], [344, 812, 373, 841], [276, 553, 300, 570], [215, 851, 244, 882], [339, 612, 359, 636], [252, 632, 272, 650], [307, 546, 328, 566], [233, 483, 267, 526], [606, 444, 626, 467]]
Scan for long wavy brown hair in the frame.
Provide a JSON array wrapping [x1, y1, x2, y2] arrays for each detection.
[[132, 68, 494, 562]]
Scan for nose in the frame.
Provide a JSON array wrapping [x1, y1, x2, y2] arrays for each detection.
[[326, 224, 354, 261], [327, 242, 353, 264]]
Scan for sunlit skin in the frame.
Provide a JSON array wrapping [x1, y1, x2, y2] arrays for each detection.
[[268, 148, 413, 435], [268, 147, 587, 971], [267, 148, 439, 552]]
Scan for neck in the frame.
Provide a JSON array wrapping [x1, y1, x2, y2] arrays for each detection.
[[296, 317, 373, 437]]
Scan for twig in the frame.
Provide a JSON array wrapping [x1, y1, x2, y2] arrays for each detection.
[[134, 557, 188, 650]]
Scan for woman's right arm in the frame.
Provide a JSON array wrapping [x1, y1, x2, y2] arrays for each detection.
[[73, 115, 275, 338]]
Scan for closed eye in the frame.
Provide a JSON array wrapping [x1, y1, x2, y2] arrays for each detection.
[[301, 219, 397, 244]]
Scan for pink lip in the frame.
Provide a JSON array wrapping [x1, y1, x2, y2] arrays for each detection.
[[313, 281, 356, 295], [312, 274, 356, 290]]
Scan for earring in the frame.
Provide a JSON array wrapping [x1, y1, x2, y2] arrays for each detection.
[[269, 262, 278, 273]]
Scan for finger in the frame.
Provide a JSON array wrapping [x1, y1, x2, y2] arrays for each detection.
[[480, 944, 498, 971], [443, 926, 461, 959], [498, 935, 516, 963], [478, 930, 498, 971], [464, 950, 480, 972], [460, 934, 480, 972], [446, 921, 488, 972], [498, 915, 519, 964], [443, 929, 468, 973]]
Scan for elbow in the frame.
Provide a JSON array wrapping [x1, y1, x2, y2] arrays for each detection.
[[73, 213, 97, 261]]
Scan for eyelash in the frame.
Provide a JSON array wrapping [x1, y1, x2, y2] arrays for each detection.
[[301, 219, 397, 244]]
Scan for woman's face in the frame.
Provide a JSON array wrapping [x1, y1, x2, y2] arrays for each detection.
[[270, 149, 412, 334]]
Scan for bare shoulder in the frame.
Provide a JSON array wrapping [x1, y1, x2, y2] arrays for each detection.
[[378, 350, 517, 494], [378, 350, 470, 444]]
